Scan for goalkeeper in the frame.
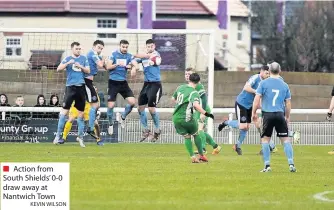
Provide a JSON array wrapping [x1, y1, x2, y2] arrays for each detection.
[[185, 68, 221, 155], [59, 86, 103, 146]]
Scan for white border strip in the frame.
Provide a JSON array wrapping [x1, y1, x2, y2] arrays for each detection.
[[313, 191, 334, 202]]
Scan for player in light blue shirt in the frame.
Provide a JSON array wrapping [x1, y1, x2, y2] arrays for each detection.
[[258, 69, 301, 155], [252, 62, 296, 173], [85, 40, 105, 144], [136, 39, 163, 142], [218, 65, 269, 155], [259, 62, 299, 154], [105, 40, 138, 135], [54, 42, 90, 147]]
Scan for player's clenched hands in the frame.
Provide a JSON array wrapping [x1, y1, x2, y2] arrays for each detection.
[[204, 112, 214, 119], [105, 58, 119, 70], [67, 59, 75, 65], [107, 63, 119, 70], [74, 62, 90, 74], [57, 59, 74, 71], [74, 62, 84, 69]]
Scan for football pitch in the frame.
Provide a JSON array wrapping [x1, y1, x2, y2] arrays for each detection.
[[1, 143, 334, 210]]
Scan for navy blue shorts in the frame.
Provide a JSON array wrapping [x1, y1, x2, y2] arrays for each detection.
[[261, 112, 289, 138], [235, 102, 252, 123], [107, 80, 134, 102], [63, 85, 86, 112]]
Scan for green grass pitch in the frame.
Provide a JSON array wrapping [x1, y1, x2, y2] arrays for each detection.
[[1, 143, 334, 210]]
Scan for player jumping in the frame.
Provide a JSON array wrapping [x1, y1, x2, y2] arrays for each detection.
[[60, 86, 102, 146], [218, 66, 269, 155], [105, 40, 138, 135], [252, 62, 296, 172], [85, 40, 105, 139], [54, 42, 90, 147], [136, 39, 163, 142], [184, 68, 221, 155], [172, 73, 214, 163]]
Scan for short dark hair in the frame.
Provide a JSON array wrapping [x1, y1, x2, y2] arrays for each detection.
[[262, 65, 269, 71], [189, 73, 200, 84], [146, 39, 155, 45], [71, 42, 80, 48], [16, 95, 23, 99], [120, 40, 129, 45], [185, 67, 195, 72], [93, 40, 104, 46]]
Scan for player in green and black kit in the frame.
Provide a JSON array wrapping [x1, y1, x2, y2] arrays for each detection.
[[185, 68, 222, 155], [172, 73, 214, 163]]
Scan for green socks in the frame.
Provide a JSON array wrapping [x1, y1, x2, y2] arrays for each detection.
[[205, 132, 218, 149], [194, 135, 204, 155], [185, 138, 194, 157], [198, 130, 207, 149]]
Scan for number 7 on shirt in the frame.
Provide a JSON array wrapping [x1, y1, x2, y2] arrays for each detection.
[[272, 89, 279, 106]]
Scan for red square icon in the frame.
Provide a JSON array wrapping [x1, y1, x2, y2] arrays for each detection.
[[3, 166, 9, 172]]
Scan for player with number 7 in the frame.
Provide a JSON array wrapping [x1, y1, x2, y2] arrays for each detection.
[[251, 62, 296, 173]]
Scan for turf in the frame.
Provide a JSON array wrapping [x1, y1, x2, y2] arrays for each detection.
[[0, 143, 334, 210]]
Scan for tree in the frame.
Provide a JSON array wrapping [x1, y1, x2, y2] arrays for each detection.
[[251, 1, 286, 67], [250, 1, 334, 72]]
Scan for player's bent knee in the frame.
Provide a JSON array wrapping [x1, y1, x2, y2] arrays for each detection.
[[261, 137, 270, 143], [138, 105, 146, 112], [127, 97, 136, 106], [77, 111, 84, 118], [280, 137, 290, 143], [91, 102, 99, 108], [239, 123, 248, 130], [108, 101, 115, 108], [184, 135, 191, 138], [60, 109, 69, 116], [148, 107, 156, 113]]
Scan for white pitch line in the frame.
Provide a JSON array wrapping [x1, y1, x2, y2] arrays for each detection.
[[313, 191, 334, 202]]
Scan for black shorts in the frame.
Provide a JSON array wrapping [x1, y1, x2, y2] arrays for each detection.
[[235, 102, 252, 123], [63, 85, 86, 112], [261, 112, 289, 138], [331, 86, 334, 96], [84, 78, 99, 103], [107, 80, 134, 102], [138, 82, 162, 107]]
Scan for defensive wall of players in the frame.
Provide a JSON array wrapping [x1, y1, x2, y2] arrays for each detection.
[[0, 69, 332, 121]]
